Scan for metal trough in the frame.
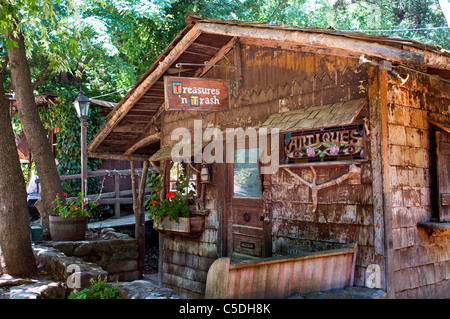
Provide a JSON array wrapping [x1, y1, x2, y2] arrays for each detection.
[[205, 243, 357, 299]]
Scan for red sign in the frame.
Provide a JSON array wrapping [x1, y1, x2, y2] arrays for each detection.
[[164, 77, 230, 111]]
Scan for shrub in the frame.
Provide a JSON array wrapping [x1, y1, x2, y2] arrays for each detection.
[[69, 276, 122, 299]]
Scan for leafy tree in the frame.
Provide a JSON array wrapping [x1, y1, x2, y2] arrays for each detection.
[[0, 70, 37, 276], [2, 1, 68, 229]]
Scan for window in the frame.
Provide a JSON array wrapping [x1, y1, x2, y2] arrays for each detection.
[[168, 161, 199, 203], [233, 148, 262, 198]]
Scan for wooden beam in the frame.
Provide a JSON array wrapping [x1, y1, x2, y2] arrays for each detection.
[[88, 151, 151, 162], [239, 37, 361, 60], [60, 169, 152, 180], [88, 24, 202, 152], [196, 23, 434, 69], [124, 132, 160, 156], [130, 103, 166, 147], [195, 36, 237, 77]]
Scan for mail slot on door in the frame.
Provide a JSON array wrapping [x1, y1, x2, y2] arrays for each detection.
[[234, 233, 262, 257], [241, 242, 255, 249]]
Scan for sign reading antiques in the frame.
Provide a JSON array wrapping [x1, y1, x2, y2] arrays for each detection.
[[284, 124, 365, 163], [164, 76, 230, 111]]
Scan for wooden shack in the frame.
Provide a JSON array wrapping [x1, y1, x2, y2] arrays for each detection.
[[88, 14, 450, 299]]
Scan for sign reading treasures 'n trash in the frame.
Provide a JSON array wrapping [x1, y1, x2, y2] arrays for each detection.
[[164, 76, 230, 111]]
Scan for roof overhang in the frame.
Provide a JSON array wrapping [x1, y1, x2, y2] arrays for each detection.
[[260, 98, 367, 133], [88, 13, 450, 160]]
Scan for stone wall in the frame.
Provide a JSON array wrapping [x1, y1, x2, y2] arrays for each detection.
[[41, 236, 140, 282]]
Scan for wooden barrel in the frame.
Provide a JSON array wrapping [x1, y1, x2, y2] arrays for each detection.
[[49, 215, 87, 241]]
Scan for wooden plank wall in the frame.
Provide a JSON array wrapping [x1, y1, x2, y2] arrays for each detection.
[[159, 45, 371, 298], [386, 71, 450, 298]]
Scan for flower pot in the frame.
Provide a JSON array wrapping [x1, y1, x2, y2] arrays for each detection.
[[49, 215, 88, 241], [154, 216, 204, 235]]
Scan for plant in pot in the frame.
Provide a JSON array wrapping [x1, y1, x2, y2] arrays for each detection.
[[145, 173, 202, 234], [49, 192, 98, 241]]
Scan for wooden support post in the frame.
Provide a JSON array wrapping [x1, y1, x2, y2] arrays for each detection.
[[80, 121, 88, 200], [114, 174, 120, 218], [130, 160, 149, 278], [368, 67, 395, 298]]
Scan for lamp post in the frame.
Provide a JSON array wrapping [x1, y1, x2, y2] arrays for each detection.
[[73, 91, 91, 207]]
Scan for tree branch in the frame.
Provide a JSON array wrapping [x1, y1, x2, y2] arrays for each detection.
[[32, 63, 50, 91], [266, 0, 289, 23]]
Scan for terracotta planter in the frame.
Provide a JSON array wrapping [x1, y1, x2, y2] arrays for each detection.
[[49, 215, 88, 241]]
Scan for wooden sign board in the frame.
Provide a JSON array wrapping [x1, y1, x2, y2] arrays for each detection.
[[284, 124, 365, 164], [164, 76, 230, 111]]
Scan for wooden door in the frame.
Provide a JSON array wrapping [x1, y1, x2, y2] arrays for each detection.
[[227, 148, 266, 261]]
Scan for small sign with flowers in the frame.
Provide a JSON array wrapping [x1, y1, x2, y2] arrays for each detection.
[[284, 124, 365, 164]]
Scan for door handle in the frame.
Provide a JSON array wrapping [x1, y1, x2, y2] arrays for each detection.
[[243, 210, 251, 222]]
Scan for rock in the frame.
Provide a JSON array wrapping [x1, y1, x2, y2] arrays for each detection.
[[9, 281, 66, 299], [73, 243, 93, 256], [101, 228, 115, 234], [33, 244, 107, 290], [93, 240, 111, 253], [111, 280, 181, 299], [0, 275, 38, 287], [100, 229, 132, 240], [51, 242, 75, 255], [105, 260, 138, 274]]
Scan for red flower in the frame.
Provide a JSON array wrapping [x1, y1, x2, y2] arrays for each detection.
[[57, 193, 60, 196], [63, 193, 68, 196], [82, 201, 87, 206], [152, 200, 157, 205], [167, 191, 175, 199]]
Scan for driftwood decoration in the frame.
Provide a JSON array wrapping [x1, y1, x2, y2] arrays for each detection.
[[283, 164, 361, 213]]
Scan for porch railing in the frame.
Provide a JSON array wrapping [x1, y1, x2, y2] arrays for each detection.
[[59, 168, 154, 218]]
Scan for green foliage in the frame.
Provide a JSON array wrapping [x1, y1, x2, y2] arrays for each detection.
[[37, 95, 113, 221], [68, 276, 122, 299], [145, 173, 195, 226], [53, 192, 98, 219]]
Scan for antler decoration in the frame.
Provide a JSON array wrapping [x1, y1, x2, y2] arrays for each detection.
[[283, 164, 361, 213]]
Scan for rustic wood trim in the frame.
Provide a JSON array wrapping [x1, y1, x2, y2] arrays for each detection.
[[239, 37, 361, 60], [88, 24, 202, 152], [234, 41, 242, 86], [368, 66, 386, 289], [437, 131, 450, 222], [279, 160, 367, 169], [283, 164, 361, 213], [149, 160, 161, 174], [429, 120, 450, 134], [132, 159, 149, 277], [194, 36, 237, 78], [368, 66, 394, 297], [379, 69, 390, 193], [197, 23, 427, 68], [378, 69, 396, 298], [87, 151, 151, 162], [131, 103, 166, 147], [124, 132, 160, 156]]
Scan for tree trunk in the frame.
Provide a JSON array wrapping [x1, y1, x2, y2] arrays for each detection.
[[0, 77, 37, 277], [7, 30, 64, 229]]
